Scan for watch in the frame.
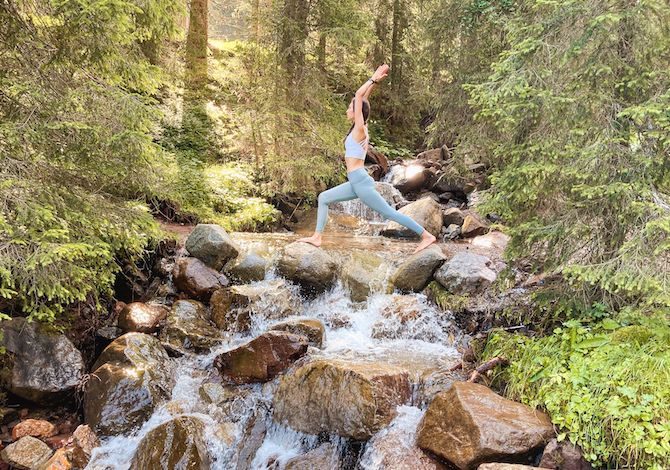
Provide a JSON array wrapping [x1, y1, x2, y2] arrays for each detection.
[[369, 78, 378, 84]]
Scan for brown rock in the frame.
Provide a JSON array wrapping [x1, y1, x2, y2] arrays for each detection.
[[417, 148, 445, 162], [269, 318, 325, 348], [285, 443, 342, 470], [381, 197, 443, 238], [0, 436, 53, 469], [477, 465, 536, 470], [43, 434, 71, 450], [225, 252, 267, 282], [417, 382, 554, 469], [38, 448, 72, 470], [11, 419, 57, 441], [366, 146, 389, 174], [172, 257, 229, 301], [69, 425, 99, 468], [461, 213, 490, 238], [539, 438, 592, 470], [273, 359, 411, 440], [161, 300, 224, 352], [214, 331, 308, 383], [117, 302, 168, 333]]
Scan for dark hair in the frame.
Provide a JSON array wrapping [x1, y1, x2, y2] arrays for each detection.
[[344, 97, 370, 145]]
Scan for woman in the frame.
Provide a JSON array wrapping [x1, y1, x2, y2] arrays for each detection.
[[298, 64, 437, 253]]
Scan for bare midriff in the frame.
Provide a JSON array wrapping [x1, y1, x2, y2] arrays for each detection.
[[344, 157, 365, 173]]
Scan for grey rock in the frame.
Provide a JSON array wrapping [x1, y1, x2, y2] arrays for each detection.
[[434, 252, 497, 294], [381, 197, 444, 238], [185, 224, 240, 270], [277, 242, 338, 294], [391, 246, 447, 292]]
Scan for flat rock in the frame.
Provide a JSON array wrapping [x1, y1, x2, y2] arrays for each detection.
[[381, 197, 443, 238], [434, 252, 497, 294], [0, 436, 53, 469], [273, 358, 411, 440], [117, 302, 168, 333], [172, 257, 229, 301], [417, 382, 554, 469], [185, 224, 240, 270], [391, 245, 447, 292], [269, 318, 325, 348], [277, 242, 338, 294], [461, 213, 490, 238]]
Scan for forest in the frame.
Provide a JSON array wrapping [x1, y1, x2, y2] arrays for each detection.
[[0, 0, 669, 469]]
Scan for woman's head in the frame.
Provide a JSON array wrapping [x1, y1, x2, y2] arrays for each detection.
[[346, 97, 370, 123]]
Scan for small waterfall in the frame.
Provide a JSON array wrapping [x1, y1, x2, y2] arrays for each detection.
[[331, 181, 405, 225]]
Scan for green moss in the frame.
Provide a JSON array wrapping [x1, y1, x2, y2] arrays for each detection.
[[425, 281, 470, 311]]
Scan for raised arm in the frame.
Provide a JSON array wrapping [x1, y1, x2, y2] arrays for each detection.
[[353, 64, 390, 129]]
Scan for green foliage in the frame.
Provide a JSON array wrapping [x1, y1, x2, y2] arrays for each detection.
[[424, 281, 470, 311], [484, 312, 670, 469]]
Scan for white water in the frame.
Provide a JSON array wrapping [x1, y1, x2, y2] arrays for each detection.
[[88, 226, 463, 469]]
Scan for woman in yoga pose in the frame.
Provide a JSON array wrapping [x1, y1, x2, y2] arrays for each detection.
[[298, 64, 437, 253]]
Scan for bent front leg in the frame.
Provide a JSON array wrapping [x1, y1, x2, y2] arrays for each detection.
[[315, 182, 358, 232]]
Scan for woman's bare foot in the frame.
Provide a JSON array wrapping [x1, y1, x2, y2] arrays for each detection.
[[413, 230, 437, 253], [297, 233, 323, 247]]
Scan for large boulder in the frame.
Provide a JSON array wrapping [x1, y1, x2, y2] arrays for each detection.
[[117, 302, 168, 334], [391, 245, 447, 292], [0, 436, 53, 469], [269, 318, 325, 348], [1, 318, 85, 403], [172, 257, 229, 301], [161, 300, 224, 352], [225, 252, 267, 283], [84, 334, 173, 436], [273, 359, 411, 440], [341, 251, 387, 302], [381, 197, 443, 238], [185, 224, 240, 270], [434, 252, 497, 294], [277, 242, 338, 294], [213, 331, 308, 383], [130, 416, 212, 469], [416, 382, 554, 469], [285, 443, 342, 470], [210, 279, 300, 332]]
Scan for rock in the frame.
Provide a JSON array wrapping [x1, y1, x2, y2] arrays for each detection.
[[161, 300, 224, 352], [366, 146, 390, 174], [11, 419, 57, 440], [1, 318, 85, 404], [44, 434, 72, 450], [539, 438, 592, 470], [391, 163, 430, 194], [444, 224, 461, 240], [172, 257, 229, 301], [273, 358, 411, 440], [443, 207, 465, 226], [381, 197, 443, 238], [214, 331, 308, 383], [130, 416, 211, 469], [210, 280, 300, 332], [225, 252, 267, 282], [84, 334, 173, 436], [471, 231, 510, 252], [199, 382, 228, 405], [185, 223, 240, 270], [69, 425, 99, 469], [461, 213, 490, 238], [269, 318, 325, 348], [277, 242, 338, 294], [417, 148, 444, 162], [434, 252, 497, 294], [341, 251, 387, 301], [431, 172, 463, 194], [391, 245, 447, 292], [477, 465, 536, 470], [285, 443, 342, 470], [38, 448, 72, 470], [117, 302, 168, 334], [416, 382, 554, 469], [360, 406, 447, 469], [235, 411, 268, 470], [0, 436, 53, 469]]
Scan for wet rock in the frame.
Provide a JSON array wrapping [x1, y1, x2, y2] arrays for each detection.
[[173, 257, 229, 301], [199, 382, 228, 405], [39, 448, 72, 470], [210, 280, 300, 332], [443, 207, 465, 227], [434, 252, 497, 294], [0, 436, 53, 469], [11, 419, 57, 440], [285, 443, 342, 470], [269, 317, 325, 348], [341, 251, 387, 301], [85, 334, 173, 437], [277, 242, 338, 294], [391, 245, 447, 292], [185, 223, 240, 270], [381, 197, 443, 238], [236, 411, 268, 470], [444, 224, 461, 240], [539, 438, 592, 470], [477, 465, 536, 470], [214, 331, 308, 383], [69, 425, 99, 469], [130, 416, 211, 470], [273, 358, 411, 440], [117, 302, 168, 334], [1, 318, 85, 404], [360, 406, 447, 469], [161, 299, 224, 352], [416, 382, 554, 469], [461, 213, 490, 238], [225, 252, 267, 282]]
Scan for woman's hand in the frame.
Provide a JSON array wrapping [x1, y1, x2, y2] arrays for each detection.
[[372, 64, 390, 82]]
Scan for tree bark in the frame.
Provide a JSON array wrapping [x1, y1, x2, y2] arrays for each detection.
[[186, 0, 208, 86]]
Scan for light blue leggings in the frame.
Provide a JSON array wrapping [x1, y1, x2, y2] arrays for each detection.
[[315, 168, 425, 235]]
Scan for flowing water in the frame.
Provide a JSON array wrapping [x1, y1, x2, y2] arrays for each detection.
[[88, 210, 470, 469]]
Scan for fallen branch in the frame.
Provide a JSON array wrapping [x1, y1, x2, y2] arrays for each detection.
[[468, 356, 509, 383]]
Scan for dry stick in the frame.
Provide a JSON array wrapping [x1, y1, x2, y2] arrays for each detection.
[[467, 356, 509, 383]]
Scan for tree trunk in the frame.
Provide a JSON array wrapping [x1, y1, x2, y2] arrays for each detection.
[[280, 0, 310, 101], [186, 0, 208, 86]]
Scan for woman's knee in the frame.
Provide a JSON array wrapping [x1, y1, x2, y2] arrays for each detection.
[[318, 192, 329, 206]]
